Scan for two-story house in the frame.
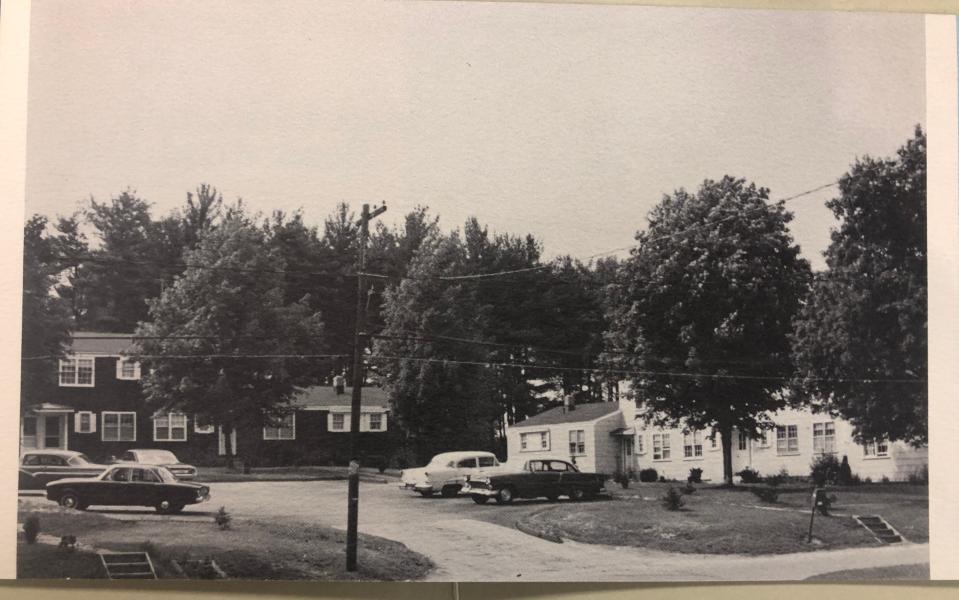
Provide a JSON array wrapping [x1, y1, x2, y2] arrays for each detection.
[[19, 332, 392, 466]]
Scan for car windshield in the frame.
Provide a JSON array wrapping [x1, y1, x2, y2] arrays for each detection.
[[154, 467, 178, 483], [67, 454, 94, 466], [135, 450, 178, 464]]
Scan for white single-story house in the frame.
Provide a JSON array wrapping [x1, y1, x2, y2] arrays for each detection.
[[507, 398, 928, 482]]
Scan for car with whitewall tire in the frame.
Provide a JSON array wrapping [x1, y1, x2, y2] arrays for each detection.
[[400, 451, 501, 498]]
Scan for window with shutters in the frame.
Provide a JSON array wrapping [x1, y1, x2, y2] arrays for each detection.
[[75, 411, 96, 434]]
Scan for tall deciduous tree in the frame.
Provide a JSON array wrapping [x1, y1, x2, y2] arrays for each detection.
[[606, 176, 811, 483], [373, 233, 499, 462], [134, 209, 324, 469], [792, 127, 927, 445], [21, 215, 74, 404]]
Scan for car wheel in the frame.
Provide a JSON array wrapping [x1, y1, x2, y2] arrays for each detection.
[[441, 485, 460, 498], [418, 490, 435, 498], [156, 499, 178, 514], [569, 488, 586, 502], [471, 495, 489, 505], [168, 504, 185, 514], [495, 487, 515, 505], [59, 491, 81, 510]]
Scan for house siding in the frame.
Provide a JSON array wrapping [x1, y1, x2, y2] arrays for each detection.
[[506, 409, 624, 474], [23, 352, 394, 467]]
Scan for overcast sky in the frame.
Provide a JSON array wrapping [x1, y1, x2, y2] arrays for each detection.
[[26, 1, 925, 270]]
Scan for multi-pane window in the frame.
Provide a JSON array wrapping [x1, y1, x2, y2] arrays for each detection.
[[154, 413, 188, 441], [652, 433, 671, 460], [813, 422, 836, 454], [102, 412, 136, 442], [520, 431, 549, 451], [331, 413, 345, 431], [74, 411, 96, 434], [738, 430, 748, 451], [864, 440, 890, 457], [368, 413, 382, 431], [636, 434, 645, 455], [776, 425, 799, 455], [263, 414, 295, 440], [683, 431, 703, 458], [569, 430, 586, 456], [116, 358, 141, 380], [59, 357, 94, 387]]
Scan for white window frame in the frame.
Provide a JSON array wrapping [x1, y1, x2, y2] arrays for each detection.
[[116, 358, 142, 381], [652, 433, 671, 461], [812, 421, 836, 455], [74, 411, 96, 434], [153, 412, 188, 442], [330, 412, 346, 432], [368, 412, 383, 431], [59, 355, 95, 387], [569, 429, 586, 456], [102, 411, 137, 442], [738, 430, 748, 451], [683, 431, 703, 459], [776, 424, 799, 455], [636, 434, 645, 455], [263, 413, 296, 441], [864, 440, 890, 458], [520, 430, 550, 452], [709, 434, 719, 451], [194, 416, 214, 434]]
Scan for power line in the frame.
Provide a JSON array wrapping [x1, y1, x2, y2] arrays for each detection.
[[359, 180, 839, 283], [368, 353, 924, 385], [22, 353, 349, 361]]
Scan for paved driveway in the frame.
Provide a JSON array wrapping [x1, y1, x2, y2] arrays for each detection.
[[19, 480, 929, 581]]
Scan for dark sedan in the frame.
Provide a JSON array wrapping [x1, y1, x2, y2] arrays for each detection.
[[462, 458, 608, 504], [46, 463, 211, 514], [19, 450, 107, 490], [116, 449, 198, 480]]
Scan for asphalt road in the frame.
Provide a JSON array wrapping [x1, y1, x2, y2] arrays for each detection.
[[18, 480, 930, 581]]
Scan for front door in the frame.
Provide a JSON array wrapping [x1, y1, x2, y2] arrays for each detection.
[[622, 438, 635, 474], [43, 416, 63, 449]]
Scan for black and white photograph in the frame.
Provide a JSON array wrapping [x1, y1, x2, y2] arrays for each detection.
[[13, 0, 933, 582]]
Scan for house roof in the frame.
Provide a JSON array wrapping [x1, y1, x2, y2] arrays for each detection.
[[512, 402, 620, 428], [70, 332, 136, 356], [290, 386, 389, 410]]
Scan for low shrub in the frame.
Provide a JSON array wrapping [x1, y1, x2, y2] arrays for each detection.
[[737, 467, 761, 484], [682, 482, 696, 495], [810, 454, 841, 486], [658, 476, 667, 483], [750, 486, 779, 503], [638, 468, 658, 483], [838, 455, 854, 485], [816, 492, 837, 516], [23, 514, 40, 544], [687, 468, 703, 484], [613, 472, 630, 489], [864, 476, 873, 484], [766, 468, 789, 487], [881, 475, 890, 484], [661, 487, 685, 511], [214, 506, 232, 530], [908, 464, 928, 485]]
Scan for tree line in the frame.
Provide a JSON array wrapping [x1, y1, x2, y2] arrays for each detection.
[[22, 127, 927, 480]]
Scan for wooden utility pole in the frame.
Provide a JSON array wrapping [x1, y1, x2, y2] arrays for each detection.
[[346, 202, 386, 572]]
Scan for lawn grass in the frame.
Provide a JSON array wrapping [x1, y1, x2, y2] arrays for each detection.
[[17, 507, 432, 581], [17, 542, 105, 579], [516, 481, 927, 555]]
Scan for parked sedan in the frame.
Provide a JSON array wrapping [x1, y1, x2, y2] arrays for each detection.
[[400, 451, 501, 497], [115, 449, 198, 480], [18, 450, 107, 490], [46, 463, 211, 514], [462, 458, 608, 504]]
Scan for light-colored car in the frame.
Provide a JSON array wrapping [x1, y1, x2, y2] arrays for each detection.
[[400, 451, 501, 497], [115, 449, 198, 480]]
